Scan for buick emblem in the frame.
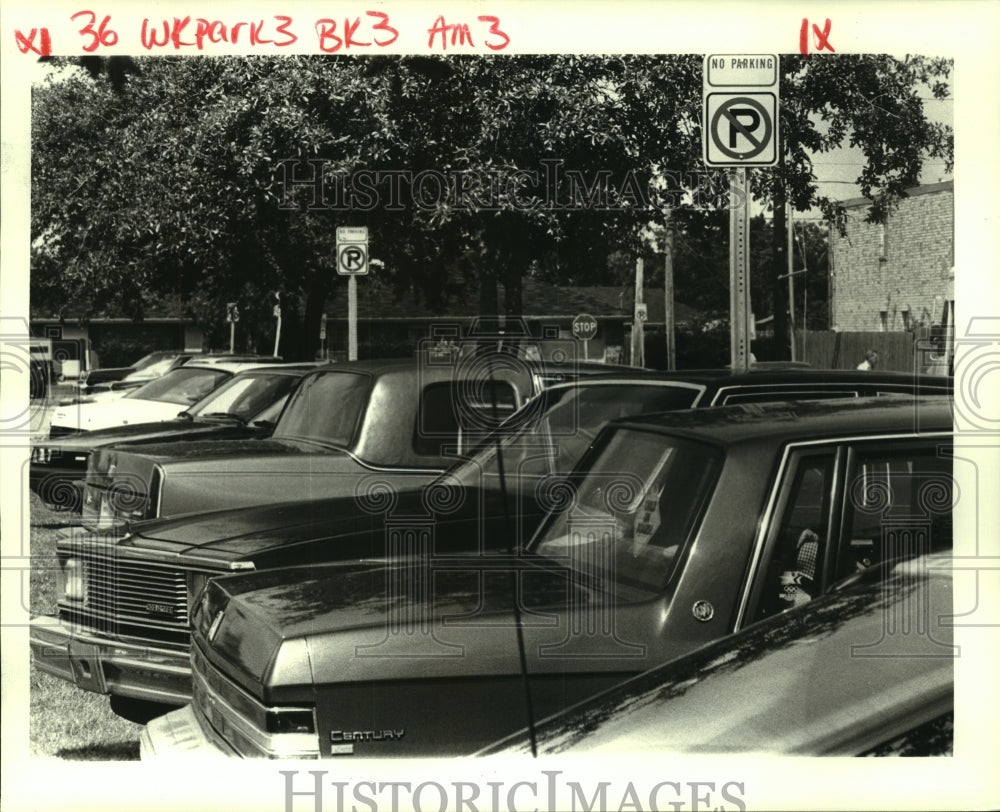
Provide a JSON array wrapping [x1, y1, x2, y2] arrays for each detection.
[[691, 600, 714, 622]]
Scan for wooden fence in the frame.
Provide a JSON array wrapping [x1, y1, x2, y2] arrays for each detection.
[[793, 330, 942, 373]]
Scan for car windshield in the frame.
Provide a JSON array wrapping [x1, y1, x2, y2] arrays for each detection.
[[123, 367, 229, 405], [531, 428, 720, 594], [130, 351, 174, 372], [187, 372, 301, 423], [271, 370, 370, 447], [123, 356, 176, 380], [446, 383, 703, 489]]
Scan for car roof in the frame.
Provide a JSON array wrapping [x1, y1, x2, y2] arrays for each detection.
[[482, 552, 953, 756], [297, 357, 535, 387], [543, 367, 952, 388], [180, 361, 311, 374], [224, 363, 324, 376], [607, 395, 952, 447]]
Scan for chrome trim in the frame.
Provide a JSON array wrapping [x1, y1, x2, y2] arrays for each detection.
[[151, 463, 165, 519], [731, 430, 951, 631]]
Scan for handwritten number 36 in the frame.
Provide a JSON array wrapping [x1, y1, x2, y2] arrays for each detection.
[[72, 10, 118, 52]]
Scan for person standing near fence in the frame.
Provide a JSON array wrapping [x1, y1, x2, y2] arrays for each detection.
[[856, 349, 879, 370]]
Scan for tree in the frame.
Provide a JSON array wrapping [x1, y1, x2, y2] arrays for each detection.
[[754, 54, 953, 357], [31, 54, 950, 359]]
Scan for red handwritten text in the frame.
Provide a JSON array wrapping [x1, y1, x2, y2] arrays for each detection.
[[73, 10, 118, 52], [314, 12, 398, 53], [427, 14, 509, 51], [14, 27, 52, 56], [140, 15, 297, 49], [13, 11, 510, 56], [799, 18, 835, 55]]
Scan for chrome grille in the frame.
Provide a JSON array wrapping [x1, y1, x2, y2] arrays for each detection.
[[64, 547, 189, 640]]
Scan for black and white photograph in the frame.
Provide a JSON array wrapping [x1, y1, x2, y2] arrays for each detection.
[[2, 2, 998, 811]]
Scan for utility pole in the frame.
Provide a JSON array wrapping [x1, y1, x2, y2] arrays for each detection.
[[632, 257, 646, 367], [663, 212, 676, 370], [787, 202, 796, 361], [273, 292, 282, 357]]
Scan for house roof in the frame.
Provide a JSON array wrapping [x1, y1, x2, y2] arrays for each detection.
[[343, 278, 701, 325]]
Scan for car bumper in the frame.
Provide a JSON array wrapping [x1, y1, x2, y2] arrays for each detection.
[[140, 705, 234, 759], [29, 466, 86, 507], [29, 615, 191, 705]]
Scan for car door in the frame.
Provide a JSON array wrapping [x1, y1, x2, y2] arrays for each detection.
[[738, 434, 952, 626]]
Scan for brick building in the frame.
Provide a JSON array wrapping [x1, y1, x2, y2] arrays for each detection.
[[830, 180, 953, 333]]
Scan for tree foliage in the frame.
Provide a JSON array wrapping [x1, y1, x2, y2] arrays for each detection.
[[31, 54, 951, 359]]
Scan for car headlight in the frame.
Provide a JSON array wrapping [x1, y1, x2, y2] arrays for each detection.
[[64, 558, 87, 602]]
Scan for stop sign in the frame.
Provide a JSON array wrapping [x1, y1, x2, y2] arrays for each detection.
[[572, 314, 598, 341]]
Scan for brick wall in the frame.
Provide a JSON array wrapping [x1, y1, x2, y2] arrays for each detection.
[[831, 182, 953, 332]]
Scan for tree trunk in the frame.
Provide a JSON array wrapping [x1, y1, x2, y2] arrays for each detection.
[[503, 268, 523, 317], [479, 266, 498, 318]]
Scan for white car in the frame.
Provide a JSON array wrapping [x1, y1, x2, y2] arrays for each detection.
[[48, 361, 297, 438]]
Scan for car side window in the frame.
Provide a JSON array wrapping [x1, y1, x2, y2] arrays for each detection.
[[756, 451, 836, 620], [836, 443, 952, 580], [415, 381, 519, 457]]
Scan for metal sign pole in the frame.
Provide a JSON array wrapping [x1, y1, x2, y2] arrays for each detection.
[[730, 168, 751, 372], [348, 276, 358, 361], [229, 321, 235, 354]]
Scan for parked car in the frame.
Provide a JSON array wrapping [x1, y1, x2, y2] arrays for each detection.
[[33, 396, 953, 743], [81, 368, 952, 529], [48, 359, 288, 437], [474, 551, 954, 757], [29, 365, 318, 512], [73, 352, 287, 399], [78, 357, 549, 529], [76, 350, 194, 395]]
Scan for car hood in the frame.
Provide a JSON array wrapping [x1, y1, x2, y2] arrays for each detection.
[[127, 485, 521, 563], [129, 490, 429, 558], [51, 397, 188, 431]]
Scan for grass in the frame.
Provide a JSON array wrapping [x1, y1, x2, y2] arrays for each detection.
[[29, 492, 143, 759]]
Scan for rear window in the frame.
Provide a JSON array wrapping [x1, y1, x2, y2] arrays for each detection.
[[272, 371, 370, 447], [532, 428, 720, 594], [450, 383, 702, 487], [124, 367, 228, 405], [189, 372, 301, 422], [414, 380, 519, 456]]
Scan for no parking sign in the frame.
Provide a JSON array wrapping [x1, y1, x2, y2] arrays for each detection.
[[703, 54, 780, 167]]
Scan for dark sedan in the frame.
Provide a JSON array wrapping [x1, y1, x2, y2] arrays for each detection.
[[130, 396, 952, 757]]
